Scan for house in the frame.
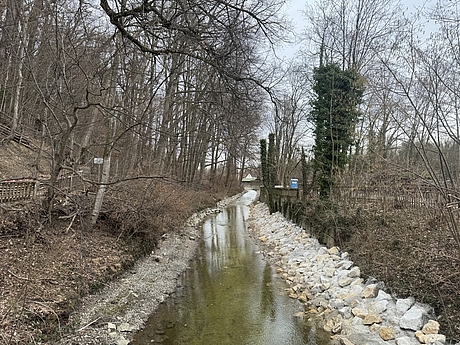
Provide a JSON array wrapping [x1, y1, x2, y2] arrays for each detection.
[[241, 173, 257, 182]]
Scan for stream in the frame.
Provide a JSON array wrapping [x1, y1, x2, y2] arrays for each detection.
[[130, 190, 331, 345]]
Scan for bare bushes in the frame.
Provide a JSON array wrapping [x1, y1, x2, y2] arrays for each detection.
[[0, 179, 230, 343], [303, 200, 363, 248], [98, 179, 224, 245], [0, 203, 40, 236]]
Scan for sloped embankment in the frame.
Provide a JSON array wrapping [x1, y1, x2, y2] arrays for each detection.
[[248, 201, 448, 345], [54, 194, 242, 345]]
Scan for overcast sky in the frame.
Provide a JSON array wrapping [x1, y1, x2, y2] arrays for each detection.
[[278, 0, 437, 60]]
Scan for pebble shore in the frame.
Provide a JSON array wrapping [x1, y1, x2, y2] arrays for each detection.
[[248, 201, 450, 345]]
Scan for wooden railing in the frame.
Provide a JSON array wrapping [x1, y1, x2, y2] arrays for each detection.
[[0, 123, 34, 150], [0, 173, 88, 204], [0, 179, 37, 203]]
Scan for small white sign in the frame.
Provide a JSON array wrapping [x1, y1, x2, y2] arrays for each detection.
[[93, 157, 103, 164]]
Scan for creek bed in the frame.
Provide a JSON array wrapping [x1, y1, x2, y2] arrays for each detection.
[[131, 190, 330, 345]]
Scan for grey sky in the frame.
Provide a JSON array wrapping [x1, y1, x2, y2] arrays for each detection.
[[278, 0, 438, 60]]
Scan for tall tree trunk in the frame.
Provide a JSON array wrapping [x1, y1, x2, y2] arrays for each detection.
[[90, 32, 121, 225], [79, 106, 98, 165], [154, 54, 181, 174], [3, 11, 28, 143], [90, 121, 115, 225]]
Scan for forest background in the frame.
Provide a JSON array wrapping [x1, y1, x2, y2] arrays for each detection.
[[0, 0, 459, 343]]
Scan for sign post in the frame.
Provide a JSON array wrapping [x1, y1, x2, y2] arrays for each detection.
[[93, 157, 103, 183]]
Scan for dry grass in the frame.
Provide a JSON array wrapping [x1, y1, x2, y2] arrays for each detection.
[[344, 207, 459, 342]]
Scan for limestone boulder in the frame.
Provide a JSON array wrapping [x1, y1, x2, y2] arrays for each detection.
[[339, 276, 353, 287], [379, 326, 395, 341], [348, 266, 361, 278], [328, 246, 340, 255], [363, 313, 383, 325], [352, 306, 368, 319], [370, 300, 389, 314], [424, 334, 446, 344], [375, 290, 392, 301], [399, 305, 426, 331], [118, 323, 135, 332], [422, 320, 440, 335], [348, 333, 388, 345], [396, 297, 415, 316], [361, 283, 379, 298], [395, 336, 418, 345], [324, 317, 342, 334], [339, 337, 355, 345]]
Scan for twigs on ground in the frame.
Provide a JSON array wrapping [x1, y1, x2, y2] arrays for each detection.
[[76, 317, 101, 332]]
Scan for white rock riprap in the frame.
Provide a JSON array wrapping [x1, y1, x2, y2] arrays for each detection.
[[248, 202, 447, 345]]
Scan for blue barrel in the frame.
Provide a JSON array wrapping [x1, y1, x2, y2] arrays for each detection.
[[290, 179, 298, 189]]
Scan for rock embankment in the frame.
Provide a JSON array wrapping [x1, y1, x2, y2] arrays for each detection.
[[248, 201, 448, 345]]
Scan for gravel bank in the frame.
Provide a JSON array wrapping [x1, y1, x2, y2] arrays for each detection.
[[54, 194, 242, 345]]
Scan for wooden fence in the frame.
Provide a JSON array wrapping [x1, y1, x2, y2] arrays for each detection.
[[261, 184, 447, 214], [54, 172, 86, 193], [0, 173, 87, 204], [333, 186, 444, 209], [0, 179, 37, 203], [261, 184, 449, 247]]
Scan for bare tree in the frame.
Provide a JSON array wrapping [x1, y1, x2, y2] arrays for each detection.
[[19, 0, 111, 214], [266, 63, 311, 187], [97, 0, 283, 187], [301, 0, 412, 192], [90, 30, 123, 225], [374, 1, 460, 254], [0, 0, 285, 223], [303, 0, 405, 72]]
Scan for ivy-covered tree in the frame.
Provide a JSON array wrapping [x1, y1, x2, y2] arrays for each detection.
[[260, 135, 276, 213], [260, 139, 268, 188], [268, 133, 276, 188], [267, 133, 276, 212], [308, 63, 364, 198], [301, 147, 309, 201]]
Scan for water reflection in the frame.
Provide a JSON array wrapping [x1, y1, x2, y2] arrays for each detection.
[[131, 191, 330, 345]]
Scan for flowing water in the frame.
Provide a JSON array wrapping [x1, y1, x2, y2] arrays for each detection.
[[131, 190, 331, 345]]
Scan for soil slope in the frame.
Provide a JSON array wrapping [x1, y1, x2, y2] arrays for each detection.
[[0, 141, 235, 344]]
